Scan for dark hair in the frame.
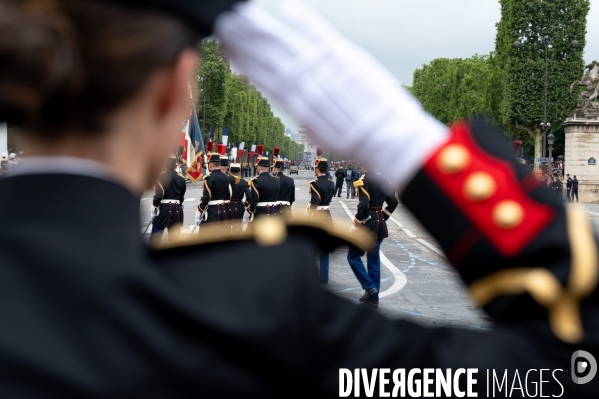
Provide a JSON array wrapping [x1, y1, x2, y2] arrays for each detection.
[[0, 0, 199, 138], [317, 166, 328, 174]]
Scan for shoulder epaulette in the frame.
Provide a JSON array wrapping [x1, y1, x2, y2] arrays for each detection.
[[353, 174, 366, 188], [248, 176, 257, 187], [309, 178, 317, 184], [234, 176, 240, 184], [153, 215, 375, 253]]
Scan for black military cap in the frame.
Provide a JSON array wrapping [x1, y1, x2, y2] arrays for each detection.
[[220, 156, 229, 167], [229, 163, 241, 173], [315, 158, 328, 169], [256, 156, 270, 167], [207, 153, 221, 163], [107, 0, 244, 36]]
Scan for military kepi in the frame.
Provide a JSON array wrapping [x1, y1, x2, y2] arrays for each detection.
[[272, 147, 284, 168], [218, 144, 229, 166], [256, 144, 269, 167], [206, 141, 220, 163], [107, 0, 245, 37], [315, 147, 328, 169]]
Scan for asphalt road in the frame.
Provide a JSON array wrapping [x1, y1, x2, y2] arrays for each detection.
[[140, 170, 496, 330]]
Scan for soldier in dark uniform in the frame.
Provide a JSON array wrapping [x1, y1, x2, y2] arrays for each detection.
[[196, 150, 232, 225], [229, 162, 250, 220], [272, 147, 295, 217], [219, 151, 236, 219], [246, 146, 280, 219], [1, 1, 599, 397], [347, 165, 398, 307], [0, 153, 9, 176], [308, 157, 336, 284], [150, 155, 186, 243]]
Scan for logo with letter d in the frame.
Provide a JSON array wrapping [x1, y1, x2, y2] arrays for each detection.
[[571, 350, 597, 384]]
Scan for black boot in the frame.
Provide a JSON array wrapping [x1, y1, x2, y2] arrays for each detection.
[[359, 288, 378, 303]]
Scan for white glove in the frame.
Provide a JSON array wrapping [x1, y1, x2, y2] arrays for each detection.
[[195, 209, 203, 226], [242, 211, 250, 224], [151, 206, 159, 221], [216, 1, 448, 189]]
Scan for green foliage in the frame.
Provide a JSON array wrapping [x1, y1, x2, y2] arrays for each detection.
[[495, 0, 589, 138], [196, 41, 295, 159], [411, 55, 501, 125], [411, 0, 588, 161]]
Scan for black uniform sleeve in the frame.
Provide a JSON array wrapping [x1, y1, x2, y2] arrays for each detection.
[[152, 173, 166, 207], [383, 190, 398, 220], [401, 119, 598, 345], [248, 179, 259, 214], [289, 179, 295, 205], [309, 181, 320, 213], [179, 177, 186, 204], [354, 181, 369, 222], [198, 176, 211, 212]]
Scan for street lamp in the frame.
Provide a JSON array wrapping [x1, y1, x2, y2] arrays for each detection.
[[547, 132, 555, 162]]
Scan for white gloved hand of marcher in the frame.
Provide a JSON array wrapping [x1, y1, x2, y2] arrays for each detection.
[[151, 206, 159, 221], [195, 209, 203, 226], [242, 211, 250, 224], [216, 1, 448, 189]]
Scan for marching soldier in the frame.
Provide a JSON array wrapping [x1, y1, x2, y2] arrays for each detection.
[[272, 147, 295, 216], [196, 143, 232, 225], [308, 156, 336, 284], [246, 145, 280, 219], [150, 155, 186, 244], [219, 148, 237, 219], [229, 163, 250, 220], [347, 165, 398, 307]]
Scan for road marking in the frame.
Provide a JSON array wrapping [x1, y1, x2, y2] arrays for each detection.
[[416, 238, 445, 256], [586, 211, 599, 216], [402, 228, 417, 238], [379, 252, 407, 298], [389, 216, 405, 228], [140, 198, 150, 201], [295, 188, 301, 190], [339, 201, 406, 298], [184, 198, 197, 202]]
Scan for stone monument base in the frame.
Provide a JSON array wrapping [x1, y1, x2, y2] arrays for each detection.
[[563, 112, 599, 203]]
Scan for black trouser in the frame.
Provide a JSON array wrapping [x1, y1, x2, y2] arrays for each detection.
[[572, 188, 579, 201], [335, 180, 344, 196]]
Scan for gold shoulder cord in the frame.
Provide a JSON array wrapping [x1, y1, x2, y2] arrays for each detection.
[[154, 215, 375, 252], [469, 206, 598, 343]]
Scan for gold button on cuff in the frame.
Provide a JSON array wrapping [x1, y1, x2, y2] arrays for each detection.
[[493, 200, 524, 229], [464, 172, 496, 201], [437, 145, 470, 174]]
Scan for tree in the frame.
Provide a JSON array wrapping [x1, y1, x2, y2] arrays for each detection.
[[410, 55, 501, 125], [195, 41, 288, 155], [494, 0, 589, 164]]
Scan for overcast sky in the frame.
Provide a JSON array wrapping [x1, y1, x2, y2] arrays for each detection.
[[250, 0, 599, 132]]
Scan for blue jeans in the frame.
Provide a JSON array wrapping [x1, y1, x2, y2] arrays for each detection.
[[347, 239, 383, 300], [319, 253, 329, 282]]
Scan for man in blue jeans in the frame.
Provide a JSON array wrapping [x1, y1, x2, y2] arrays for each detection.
[[347, 165, 398, 307]]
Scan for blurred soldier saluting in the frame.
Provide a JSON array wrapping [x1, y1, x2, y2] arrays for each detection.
[[272, 147, 295, 216], [150, 155, 186, 244], [246, 145, 280, 219], [308, 155, 335, 283], [0, 0, 598, 397]]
